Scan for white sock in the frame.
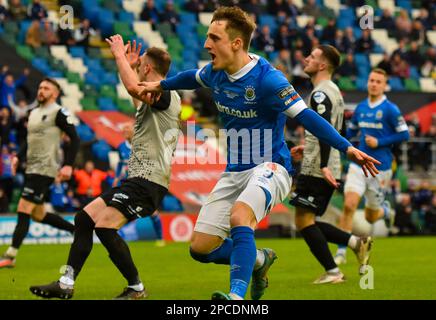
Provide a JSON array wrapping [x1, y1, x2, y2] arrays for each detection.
[[229, 293, 243, 300], [5, 247, 18, 258], [327, 267, 340, 274], [253, 250, 265, 271], [128, 283, 144, 292], [348, 235, 359, 250], [59, 276, 74, 287]]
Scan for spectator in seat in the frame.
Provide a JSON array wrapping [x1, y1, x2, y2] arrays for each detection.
[[344, 27, 356, 53], [395, 9, 412, 39], [406, 41, 425, 69], [57, 24, 76, 46], [185, 0, 205, 15], [376, 8, 395, 30], [376, 53, 392, 75], [160, 1, 179, 33], [0, 66, 30, 109], [25, 19, 42, 48], [355, 29, 374, 54], [410, 19, 428, 45], [0, 145, 14, 204], [391, 53, 410, 79], [273, 49, 293, 81], [394, 193, 416, 235], [275, 24, 293, 51], [0, 3, 7, 23], [27, 0, 47, 20], [74, 19, 96, 47], [40, 20, 59, 46], [140, 0, 160, 29], [423, 125, 436, 172], [336, 52, 358, 80], [332, 30, 351, 54], [302, 0, 320, 19], [8, 0, 27, 21], [320, 19, 337, 45], [255, 25, 275, 57], [74, 160, 108, 207], [424, 194, 436, 234], [49, 175, 70, 212]]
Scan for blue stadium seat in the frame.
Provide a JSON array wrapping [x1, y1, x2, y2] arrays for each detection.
[[354, 53, 369, 66], [102, 72, 118, 86], [76, 124, 95, 142], [98, 97, 117, 111], [48, 71, 63, 78], [176, 24, 194, 36], [389, 77, 404, 91], [396, 0, 412, 11], [18, 20, 32, 44], [356, 77, 367, 91], [31, 57, 51, 74], [85, 72, 102, 88], [410, 66, 420, 79], [70, 46, 87, 59], [83, 3, 100, 23], [180, 13, 197, 27], [91, 140, 111, 162], [98, 9, 115, 38], [373, 43, 385, 54], [118, 11, 134, 24], [0, 25, 3, 35]]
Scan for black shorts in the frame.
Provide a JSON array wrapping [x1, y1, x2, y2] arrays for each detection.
[[21, 174, 54, 204], [100, 177, 167, 221], [289, 175, 336, 216]]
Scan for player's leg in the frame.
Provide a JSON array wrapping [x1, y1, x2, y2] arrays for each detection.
[[335, 164, 366, 264], [212, 163, 290, 301], [93, 206, 148, 300], [150, 211, 165, 247], [363, 170, 394, 228], [31, 204, 74, 233], [190, 172, 239, 266], [0, 198, 34, 268], [29, 198, 105, 299], [295, 207, 345, 283]]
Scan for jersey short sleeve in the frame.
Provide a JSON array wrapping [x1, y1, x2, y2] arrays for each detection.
[[262, 69, 306, 116], [195, 63, 214, 88]]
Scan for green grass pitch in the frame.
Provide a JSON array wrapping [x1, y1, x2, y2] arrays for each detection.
[[1, 237, 435, 300]]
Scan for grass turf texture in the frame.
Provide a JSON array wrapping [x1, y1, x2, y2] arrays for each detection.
[[1, 237, 435, 300]]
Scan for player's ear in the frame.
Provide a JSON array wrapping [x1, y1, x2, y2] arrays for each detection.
[[232, 37, 242, 51]]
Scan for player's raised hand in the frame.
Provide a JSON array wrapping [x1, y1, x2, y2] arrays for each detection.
[[125, 40, 142, 69], [321, 167, 340, 189], [105, 34, 126, 59], [346, 146, 380, 177], [290, 145, 304, 162]]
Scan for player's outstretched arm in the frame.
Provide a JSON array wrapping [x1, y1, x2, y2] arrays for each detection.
[[137, 69, 202, 99], [106, 34, 157, 106], [294, 108, 380, 177]]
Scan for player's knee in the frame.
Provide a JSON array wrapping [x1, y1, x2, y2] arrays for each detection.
[[30, 212, 44, 222], [364, 208, 380, 223], [74, 210, 95, 231], [230, 203, 256, 228], [189, 246, 212, 263], [344, 200, 358, 215]]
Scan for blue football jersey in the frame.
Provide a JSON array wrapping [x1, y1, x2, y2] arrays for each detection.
[[348, 96, 408, 170], [195, 55, 307, 173]]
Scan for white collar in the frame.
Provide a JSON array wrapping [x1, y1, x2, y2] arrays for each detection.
[[225, 54, 260, 82], [368, 95, 386, 109]]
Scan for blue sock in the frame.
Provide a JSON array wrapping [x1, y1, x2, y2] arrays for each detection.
[[229, 226, 256, 299], [190, 238, 233, 265], [150, 215, 163, 240]]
